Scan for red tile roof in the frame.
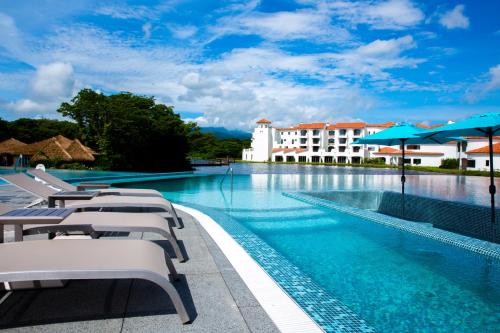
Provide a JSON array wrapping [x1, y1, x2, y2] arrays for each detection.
[[415, 123, 445, 129], [366, 122, 396, 128], [373, 147, 444, 156], [297, 123, 326, 129], [256, 118, 271, 124], [329, 122, 366, 129], [467, 142, 500, 154]]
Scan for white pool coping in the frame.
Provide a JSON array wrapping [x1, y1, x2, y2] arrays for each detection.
[[174, 204, 324, 333]]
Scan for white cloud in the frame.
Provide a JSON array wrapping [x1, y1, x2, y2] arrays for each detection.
[[1, 18, 427, 128], [328, 35, 424, 82], [439, 5, 470, 29], [325, 0, 424, 30], [212, 9, 352, 43], [168, 24, 198, 39], [142, 22, 153, 39], [95, 5, 156, 20], [0, 12, 23, 56], [4, 62, 74, 115], [31, 62, 75, 100], [465, 64, 500, 102]]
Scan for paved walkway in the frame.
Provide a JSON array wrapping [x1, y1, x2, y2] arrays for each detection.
[[0, 211, 280, 333]]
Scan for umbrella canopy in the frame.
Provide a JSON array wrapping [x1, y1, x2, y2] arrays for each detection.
[[417, 112, 500, 236], [417, 112, 500, 139], [353, 122, 460, 145]]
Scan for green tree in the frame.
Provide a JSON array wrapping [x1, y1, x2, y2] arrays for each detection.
[[58, 89, 192, 171]]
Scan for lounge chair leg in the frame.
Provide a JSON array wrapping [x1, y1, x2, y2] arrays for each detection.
[[167, 201, 182, 229], [158, 229, 185, 262], [152, 277, 191, 324], [164, 253, 179, 281]]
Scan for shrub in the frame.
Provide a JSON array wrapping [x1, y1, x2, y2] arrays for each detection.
[[363, 157, 386, 165], [440, 158, 459, 169]]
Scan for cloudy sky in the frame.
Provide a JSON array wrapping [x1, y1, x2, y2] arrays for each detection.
[[0, 0, 499, 129]]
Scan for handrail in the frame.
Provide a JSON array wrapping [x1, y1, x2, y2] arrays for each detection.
[[219, 167, 233, 191]]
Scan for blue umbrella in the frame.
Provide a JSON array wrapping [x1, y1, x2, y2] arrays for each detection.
[[354, 122, 462, 217], [418, 112, 500, 227]]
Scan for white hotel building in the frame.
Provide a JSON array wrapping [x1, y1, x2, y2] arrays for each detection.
[[242, 119, 500, 171]]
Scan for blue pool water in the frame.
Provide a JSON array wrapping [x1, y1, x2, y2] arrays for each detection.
[[122, 173, 500, 332]]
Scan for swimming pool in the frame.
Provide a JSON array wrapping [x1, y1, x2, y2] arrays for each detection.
[[121, 173, 500, 333]]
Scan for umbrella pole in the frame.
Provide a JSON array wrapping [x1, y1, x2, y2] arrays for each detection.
[[401, 139, 406, 218], [488, 129, 496, 234]]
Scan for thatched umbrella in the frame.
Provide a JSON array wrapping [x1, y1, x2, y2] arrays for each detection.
[[0, 138, 27, 155]]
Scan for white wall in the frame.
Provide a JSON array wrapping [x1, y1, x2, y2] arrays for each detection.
[[465, 154, 500, 171]]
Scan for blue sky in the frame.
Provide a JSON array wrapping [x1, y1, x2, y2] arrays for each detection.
[[0, 0, 499, 129]]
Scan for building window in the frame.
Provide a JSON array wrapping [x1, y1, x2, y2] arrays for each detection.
[[288, 132, 291, 135], [328, 138, 335, 144], [413, 158, 421, 165], [313, 129, 320, 136], [368, 146, 375, 151], [311, 156, 320, 163], [353, 129, 361, 136], [325, 156, 333, 163], [467, 159, 476, 168], [328, 130, 335, 135], [300, 130, 307, 136], [286, 156, 295, 162], [340, 129, 347, 136], [313, 146, 319, 152], [299, 156, 307, 162], [353, 146, 360, 153], [404, 158, 411, 164], [275, 156, 283, 162], [280, 139, 284, 144], [328, 146, 334, 152], [313, 138, 320, 144], [339, 146, 346, 152], [338, 156, 347, 163], [486, 160, 490, 167], [339, 138, 347, 144], [300, 138, 307, 144], [407, 145, 420, 150], [352, 157, 361, 164]]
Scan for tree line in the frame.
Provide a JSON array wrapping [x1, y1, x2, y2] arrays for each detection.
[[1, 89, 250, 171]]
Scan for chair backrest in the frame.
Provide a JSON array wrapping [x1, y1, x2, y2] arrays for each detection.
[[28, 169, 76, 191], [1, 173, 59, 199]]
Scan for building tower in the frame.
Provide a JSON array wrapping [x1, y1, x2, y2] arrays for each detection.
[[248, 118, 273, 162]]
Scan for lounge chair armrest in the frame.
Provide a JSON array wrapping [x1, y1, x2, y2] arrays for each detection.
[[0, 216, 65, 225], [77, 183, 111, 191]]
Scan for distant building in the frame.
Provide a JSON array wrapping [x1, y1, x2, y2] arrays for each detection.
[[242, 119, 500, 169]]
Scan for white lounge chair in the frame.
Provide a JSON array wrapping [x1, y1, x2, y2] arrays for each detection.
[[28, 168, 163, 197], [1, 173, 182, 228], [0, 239, 191, 324], [0, 204, 185, 262]]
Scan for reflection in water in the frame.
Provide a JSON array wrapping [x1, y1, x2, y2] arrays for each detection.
[[125, 163, 499, 207]]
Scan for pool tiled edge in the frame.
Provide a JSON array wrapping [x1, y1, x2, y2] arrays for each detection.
[[174, 203, 375, 333], [283, 192, 500, 260]]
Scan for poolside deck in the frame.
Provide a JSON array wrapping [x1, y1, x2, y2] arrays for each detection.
[[0, 210, 279, 333]]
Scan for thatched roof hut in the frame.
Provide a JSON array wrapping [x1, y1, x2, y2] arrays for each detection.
[[21, 136, 96, 163], [65, 139, 95, 162], [0, 138, 27, 155], [29, 138, 73, 162]]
